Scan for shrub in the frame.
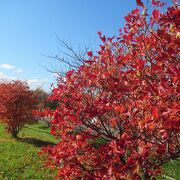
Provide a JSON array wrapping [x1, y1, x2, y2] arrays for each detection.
[[40, 0, 179, 179], [0, 80, 38, 137]]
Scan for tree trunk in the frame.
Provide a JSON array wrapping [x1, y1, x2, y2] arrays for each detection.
[[11, 127, 19, 138]]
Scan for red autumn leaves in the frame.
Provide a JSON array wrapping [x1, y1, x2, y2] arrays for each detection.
[[39, 0, 180, 179], [136, 0, 144, 7], [0, 80, 38, 137]]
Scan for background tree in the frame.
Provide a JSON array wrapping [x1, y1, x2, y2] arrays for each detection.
[[32, 88, 49, 111], [40, 0, 179, 179], [32, 88, 59, 127], [0, 80, 38, 138]]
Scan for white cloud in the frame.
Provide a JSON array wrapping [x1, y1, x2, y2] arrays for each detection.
[[52, 73, 59, 78], [0, 64, 23, 73], [0, 72, 49, 90], [0, 64, 16, 70], [15, 68, 23, 73], [27, 78, 49, 89], [0, 71, 16, 80], [0, 72, 5, 79]]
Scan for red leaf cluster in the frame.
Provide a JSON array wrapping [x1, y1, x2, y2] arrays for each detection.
[[0, 80, 38, 137], [40, 1, 180, 179], [136, 0, 144, 7]]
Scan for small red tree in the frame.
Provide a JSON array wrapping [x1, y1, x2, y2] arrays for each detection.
[[41, 0, 179, 179], [0, 80, 38, 138]]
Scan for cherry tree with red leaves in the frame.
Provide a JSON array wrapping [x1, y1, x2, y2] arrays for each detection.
[[40, 0, 180, 179], [0, 80, 38, 138]]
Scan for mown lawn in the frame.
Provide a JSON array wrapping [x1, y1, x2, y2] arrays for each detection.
[[0, 123, 179, 180], [158, 160, 180, 180], [0, 123, 58, 180]]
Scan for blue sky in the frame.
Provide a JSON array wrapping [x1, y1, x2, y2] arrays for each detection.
[[0, 0, 171, 91]]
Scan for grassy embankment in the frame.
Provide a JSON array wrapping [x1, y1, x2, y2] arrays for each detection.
[[0, 123, 179, 179], [0, 123, 58, 180]]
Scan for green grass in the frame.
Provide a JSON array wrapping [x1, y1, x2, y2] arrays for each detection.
[[0, 123, 58, 180], [158, 160, 180, 180], [0, 123, 179, 180]]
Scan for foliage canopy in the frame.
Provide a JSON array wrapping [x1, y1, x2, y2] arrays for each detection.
[[0, 80, 38, 137], [40, 0, 180, 179]]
